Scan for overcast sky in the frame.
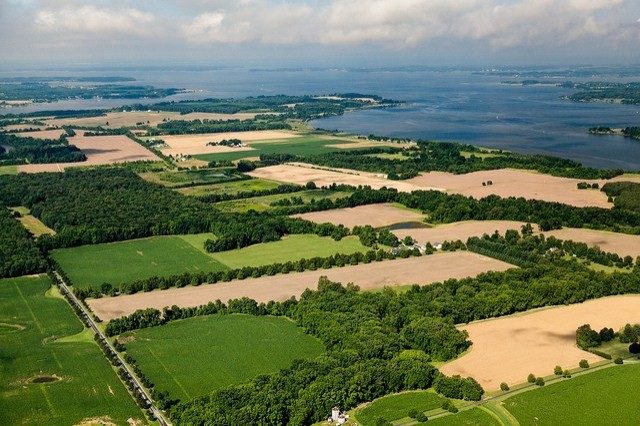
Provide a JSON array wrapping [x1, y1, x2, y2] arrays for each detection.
[[2, 0, 640, 68]]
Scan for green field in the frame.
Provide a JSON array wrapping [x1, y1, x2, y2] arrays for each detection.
[[139, 167, 245, 187], [10, 206, 56, 237], [176, 177, 282, 196], [428, 408, 501, 425], [355, 390, 446, 425], [504, 364, 640, 425], [193, 135, 363, 162], [52, 234, 228, 289], [53, 233, 367, 289], [0, 275, 144, 425], [0, 165, 18, 175], [124, 314, 324, 400], [210, 234, 368, 268], [214, 189, 352, 212]]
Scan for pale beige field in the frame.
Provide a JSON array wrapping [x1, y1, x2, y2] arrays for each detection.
[[45, 111, 259, 128], [543, 227, 640, 259], [407, 169, 611, 208], [292, 203, 424, 228], [12, 129, 67, 140], [158, 130, 299, 156], [441, 295, 640, 390], [393, 220, 527, 244], [248, 163, 440, 192], [17, 131, 160, 173], [88, 251, 513, 321]]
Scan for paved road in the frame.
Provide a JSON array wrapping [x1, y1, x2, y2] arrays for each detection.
[[53, 271, 171, 426]]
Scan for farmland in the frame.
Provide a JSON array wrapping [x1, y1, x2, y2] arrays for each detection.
[[0, 275, 144, 425], [504, 364, 640, 425], [87, 251, 513, 321], [214, 188, 352, 212], [291, 203, 424, 228], [176, 177, 282, 196], [124, 314, 324, 400], [51, 234, 228, 289], [543, 227, 640, 259], [52, 234, 370, 289], [193, 135, 379, 162], [17, 132, 160, 173], [392, 220, 526, 245], [354, 390, 446, 425], [440, 295, 640, 390], [210, 234, 369, 268]]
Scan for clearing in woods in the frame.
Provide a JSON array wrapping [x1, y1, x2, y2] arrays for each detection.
[[0, 275, 144, 425], [87, 251, 514, 321], [123, 314, 324, 400], [440, 294, 640, 390]]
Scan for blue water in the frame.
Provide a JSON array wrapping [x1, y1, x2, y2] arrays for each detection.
[[2, 67, 640, 169]]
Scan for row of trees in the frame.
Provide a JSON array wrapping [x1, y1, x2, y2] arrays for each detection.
[[81, 247, 423, 300], [150, 118, 291, 135]]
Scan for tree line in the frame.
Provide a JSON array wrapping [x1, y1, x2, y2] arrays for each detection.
[[0, 207, 47, 278], [0, 132, 85, 165]]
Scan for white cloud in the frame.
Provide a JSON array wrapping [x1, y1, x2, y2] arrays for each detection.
[[35, 5, 155, 37]]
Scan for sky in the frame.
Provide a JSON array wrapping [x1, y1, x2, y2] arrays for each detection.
[[1, 0, 640, 69]]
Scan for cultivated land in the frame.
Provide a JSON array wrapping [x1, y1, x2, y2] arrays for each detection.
[[291, 203, 424, 228], [156, 130, 298, 156], [407, 169, 612, 208], [215, 188, 352, 212], [428, 408, 500, 425], [176, 177, 282, 196], [543, 227, 640, 259], [17, 131, 160, 173], [45, 111, 259, 128], [88, 252, 513, 321], [354, 390, 446, 425], [393, 220, 527, 245], [52, 234, 228, 289], [210, 235, 369, 268], [124, 314, 324, 400], [12, 128, 66, 139], [440, 295, 640, 390], [503, 364, 640, 425], [0, 275, 144, 425], [248, 163, 434, 192]]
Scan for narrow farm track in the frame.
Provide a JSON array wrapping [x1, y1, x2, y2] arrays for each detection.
[[52, 270, 171, 426]]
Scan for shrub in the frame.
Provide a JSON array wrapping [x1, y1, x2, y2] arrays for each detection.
[[415, 412, 428, 422], [563, 369, 572, 378], [375, 417, 391, 426], [500, 382, 509, 391], [554, 365, 563, 376], [629, 342, 640, 354], [408, 409, 419, 419], [579, 359, 589, 368], [614, 357, 624, 365], [441, 399, 458, 413], [590, 349, 612, 360], [527, 373, 536, 383], [535, 377, 545, 386]]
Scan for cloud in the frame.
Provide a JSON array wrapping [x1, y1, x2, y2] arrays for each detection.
[[179, 0, 639, 49], [34, 5, 155, 37]]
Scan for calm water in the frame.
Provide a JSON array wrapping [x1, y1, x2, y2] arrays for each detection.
[[2, 67, 640, 169]]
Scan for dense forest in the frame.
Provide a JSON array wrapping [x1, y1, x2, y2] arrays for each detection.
[[265, 140, 623, 180], [0, 207, 47, 278], [149, 118, 291, 135], [0, 133, 86, 165], [602, 181, 640, 212]]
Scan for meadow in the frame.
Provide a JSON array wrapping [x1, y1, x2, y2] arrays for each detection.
[[214, 188, 352, 212], [139, 167, 246, 187], [193, 135, 365, 162], [427, 408, 500, 425], [124, 314, 324, 400], [0, 275, 144, 425], [10, 206, 56, 237], [354, 390, 446, 425], [52, 234, 228, 289], [176, 177, 282, 196], [209, 234, 369, 268], [503, 364, 640, 425]]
